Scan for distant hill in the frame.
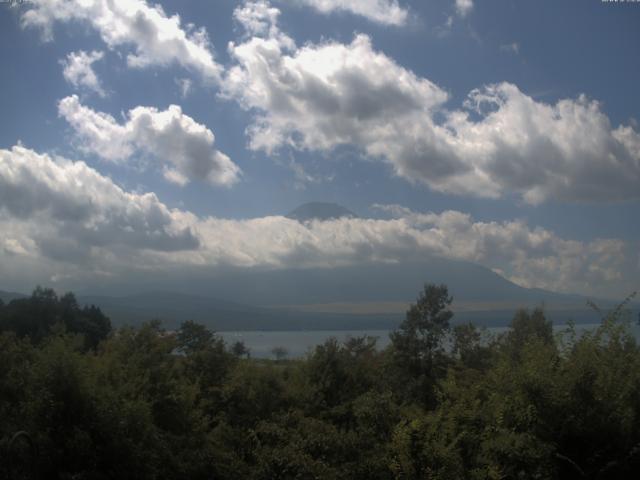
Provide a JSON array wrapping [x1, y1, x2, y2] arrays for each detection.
[[77, 292, 399, 331], [175, 257, 618, 328], [0, 290, 27, 303], [66, 257, 635, 331], [3, 260, 634, 331], [183, 257, 584, 306], [287, 202, 358, 222]]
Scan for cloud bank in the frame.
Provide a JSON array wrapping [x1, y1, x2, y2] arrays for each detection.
[[0, 145, 199, 262], [0, 145, 634, 296], [58, 95, 241, 187]]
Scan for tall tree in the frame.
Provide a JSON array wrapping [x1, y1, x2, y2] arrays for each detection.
[[389, 283, 453, 406]]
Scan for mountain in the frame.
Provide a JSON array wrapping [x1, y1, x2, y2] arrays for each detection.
[[183, 258, 614, 325], [287, 202, 358, 222], [68, 257, 633, 331], [3, 264, 634, 331], [77, 292, 398, 331], [2, 249, 632, 331], [179, 257, 581, 306], [0, 290, 27, 303]]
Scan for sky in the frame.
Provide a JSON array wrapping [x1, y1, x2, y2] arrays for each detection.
[[0, 0, 639, 299]]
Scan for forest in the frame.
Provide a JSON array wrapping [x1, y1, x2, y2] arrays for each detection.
[[0, 284, 639, 479]]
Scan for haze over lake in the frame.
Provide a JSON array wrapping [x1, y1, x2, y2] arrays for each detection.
[[221, 323, 640, 359]]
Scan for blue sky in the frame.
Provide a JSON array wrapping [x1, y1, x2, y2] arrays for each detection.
[[0, 0, 639, 299]]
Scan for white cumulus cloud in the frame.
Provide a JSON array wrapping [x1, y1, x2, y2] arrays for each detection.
[[22, 0, 222, 83], [372, 205, 630, 294], [223, 3, 640, 204], [0, 145, 634, 296], [61, 50, 106, 97], [0, 145, 200, 258], [290, 0, 409, 26], [455, 0, 473, 18], [58, 95, 241, 187]]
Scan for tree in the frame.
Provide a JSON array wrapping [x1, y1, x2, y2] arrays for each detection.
[[0, 288, 110, 349], [271, 346, 288, 362], [231, 340, 250, 358], [452, 322, 490, 370], [177, 320, 216, 355], [305, 336, 382, 414], [176, 321, 232, 403], [60, 293, 111, 350], [389, 283, 453, 405], [503, 307, 553, 357]]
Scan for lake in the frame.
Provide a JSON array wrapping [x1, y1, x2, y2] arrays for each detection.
[[220, 323, 640, 359]]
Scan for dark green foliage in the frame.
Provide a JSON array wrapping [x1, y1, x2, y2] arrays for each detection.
[[0, 287, 111, 349], [271, 346, 289, 361], [231, 340, 250, 358], [452, 322, 492, 370], [389, 283, 454, 406], [503, 306, 554, 356], [391, 284, 454, 363], [1, 285, 639, 479]]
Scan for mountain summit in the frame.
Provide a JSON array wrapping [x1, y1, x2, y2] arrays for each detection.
[[286, 202, 358, 222]]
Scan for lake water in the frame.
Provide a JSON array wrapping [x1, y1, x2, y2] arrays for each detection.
[[221, 323, 640, 359]]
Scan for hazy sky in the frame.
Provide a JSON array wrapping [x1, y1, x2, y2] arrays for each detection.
[[0, 0, 639, 298]]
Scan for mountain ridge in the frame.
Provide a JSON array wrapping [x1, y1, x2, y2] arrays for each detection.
[[4, 254, 631, 331]]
